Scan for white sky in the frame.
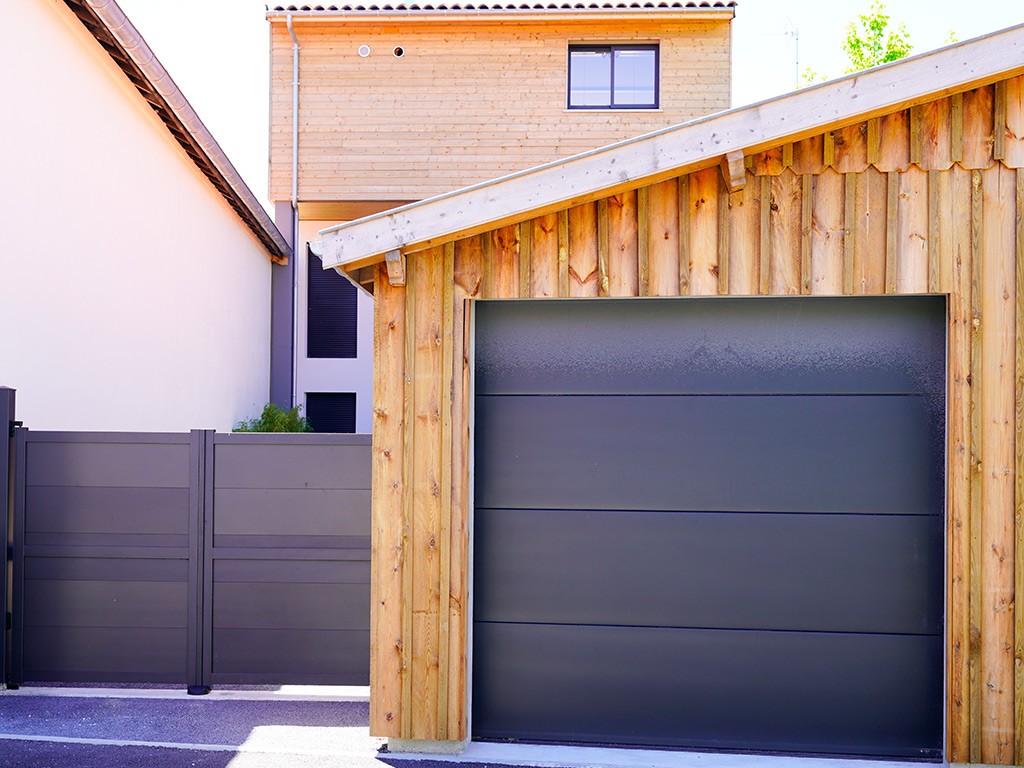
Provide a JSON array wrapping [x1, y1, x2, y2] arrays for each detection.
[[114, 0, 1024, 210]]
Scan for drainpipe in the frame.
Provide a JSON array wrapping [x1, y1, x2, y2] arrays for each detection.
[[287, 13, 300, 408]]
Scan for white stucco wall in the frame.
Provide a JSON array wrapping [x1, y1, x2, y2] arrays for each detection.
[[296, 221, 374, 434], [0, 0, 272, 432]]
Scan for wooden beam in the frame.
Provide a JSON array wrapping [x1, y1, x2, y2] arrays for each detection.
[[318, 26, 1024, 272], [952, 92, 965, 164], [969, 168, 984, 763], [759, 176, 771, 295], [994, 79, 1007, 162], [385, 249, 406, 286], [720, 150, 746, 192], [436, 242, 454, 740]]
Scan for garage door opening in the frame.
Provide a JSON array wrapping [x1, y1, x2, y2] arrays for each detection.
[[472, 295, 945, 760]]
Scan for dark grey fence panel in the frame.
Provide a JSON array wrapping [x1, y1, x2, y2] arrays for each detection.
[[10, 427, 371, 689], [12, 431, 200, 685], [1, 388, 15, 687], [204, 432, 371, 686]]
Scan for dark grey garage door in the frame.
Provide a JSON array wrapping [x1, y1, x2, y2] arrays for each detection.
[[472, 296, 945, 759]]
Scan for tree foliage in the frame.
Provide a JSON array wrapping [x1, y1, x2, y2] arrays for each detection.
[[841, 1, 913, 73], [234, 403, 313, 433]]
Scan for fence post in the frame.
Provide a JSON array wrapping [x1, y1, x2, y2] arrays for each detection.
[[0, 388, 15, 688], [186, 429, 212, 695]]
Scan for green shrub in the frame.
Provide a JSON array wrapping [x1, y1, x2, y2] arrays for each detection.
[[234, 403, 313, 433]]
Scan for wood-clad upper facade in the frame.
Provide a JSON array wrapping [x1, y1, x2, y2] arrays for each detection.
[[267, 3, 734, 216], [317, 26, 1024, 763]]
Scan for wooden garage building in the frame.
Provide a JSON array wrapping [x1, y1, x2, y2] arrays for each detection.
[[317, 25, 1024, 763]]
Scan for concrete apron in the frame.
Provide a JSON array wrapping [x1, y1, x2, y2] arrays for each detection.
[[388, 740, 934, 768]]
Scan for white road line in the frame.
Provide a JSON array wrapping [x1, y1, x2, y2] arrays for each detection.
[[0, 686, 369, 702]]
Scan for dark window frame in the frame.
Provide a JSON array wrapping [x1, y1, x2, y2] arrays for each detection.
[[567, 43, 660, 110]]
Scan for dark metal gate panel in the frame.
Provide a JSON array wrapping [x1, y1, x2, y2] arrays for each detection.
[[204, 432, 371, 685], [1, 388, 15, 687], [11, 431, 199, 684], [472, 295, 946, 759]]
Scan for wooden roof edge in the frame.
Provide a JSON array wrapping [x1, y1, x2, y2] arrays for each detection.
[[68, 0, 291, 264], [318, 22, 1024, 275], [267, 9, 733, 22]]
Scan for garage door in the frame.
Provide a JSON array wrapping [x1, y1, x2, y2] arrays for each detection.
[[472, 296, 945, 759]]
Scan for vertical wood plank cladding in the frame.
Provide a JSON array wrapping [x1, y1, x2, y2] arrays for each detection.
[[853, 168, 887, 294], [782, 142, 794, 169], [769, 170, 801, 296], [401, 254, 417, 738], [607, 192, 639, 297], [678, 176, 691, 295], [886, 172, 899, 294], [645, 180, 680, 297], [935, 171, 959, 295], [963, 86, 996, 170], [369, 264, 406, 739], [637, 187, 650, 297], [920, 98, 954, 171], [436, 244, 455, 739], [833, 123, 869, 174], [980, 166, 1017, 765], [948, 165, 974, 762], [448, 237, 482, 740], [928, 170, 942, 294], [792, 135, 824, 175], [1005, 77, 1024, 169], [896, 165, 929, 294], [410, 247, 444, 740], [689, 168, 719, 296], [597, 198, 610, 297], [531, 214, 560, 299], [557, 211, 570, 298], [970, 169, 984, 763], [517, 223, 531, 299], [843, 174, 856, 295], [800, 174, 812, 295], [759, 177, 771, 295], [1014, 168, 1024, 764], [728, 175, 760, 295], [490, 226, 520, 300], [718, 187, 730, 295], [810, 168, 843, 295], [568, 203, 599, 297], [877, 110, 911, 172]]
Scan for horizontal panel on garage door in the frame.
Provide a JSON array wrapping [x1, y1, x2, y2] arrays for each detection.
[[476, 394, 943, 514], [473, 622, 943, 758], [474, 508, 943, 635], [475, 296, 945, 396]]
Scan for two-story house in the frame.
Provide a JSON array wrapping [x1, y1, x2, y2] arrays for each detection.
[[266, 1, 736, 431]]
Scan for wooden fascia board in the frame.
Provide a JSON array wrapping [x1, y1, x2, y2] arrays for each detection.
[[319, 23, 1024, 274]]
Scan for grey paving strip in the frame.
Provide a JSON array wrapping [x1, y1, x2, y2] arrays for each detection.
[[0, 732, 380, 757]]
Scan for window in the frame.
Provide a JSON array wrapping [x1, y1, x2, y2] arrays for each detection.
[[307, 245, 357, 358], [568, 44, 659, 110], [305, 392, 357, 433]]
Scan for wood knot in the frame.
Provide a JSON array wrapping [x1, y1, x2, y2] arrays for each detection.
[[386, 712, 394, 721]]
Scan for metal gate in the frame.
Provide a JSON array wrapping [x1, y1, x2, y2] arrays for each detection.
[[7, 427, 369, 690]]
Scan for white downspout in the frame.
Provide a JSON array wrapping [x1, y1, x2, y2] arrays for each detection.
[[287, 13, 300, 408]]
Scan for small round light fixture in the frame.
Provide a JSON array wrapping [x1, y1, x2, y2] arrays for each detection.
[[393, 46, 405, 57], [357, 44, 371, 57]]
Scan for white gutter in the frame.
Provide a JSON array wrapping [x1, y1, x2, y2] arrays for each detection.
[[85, 0, 290, 260]]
